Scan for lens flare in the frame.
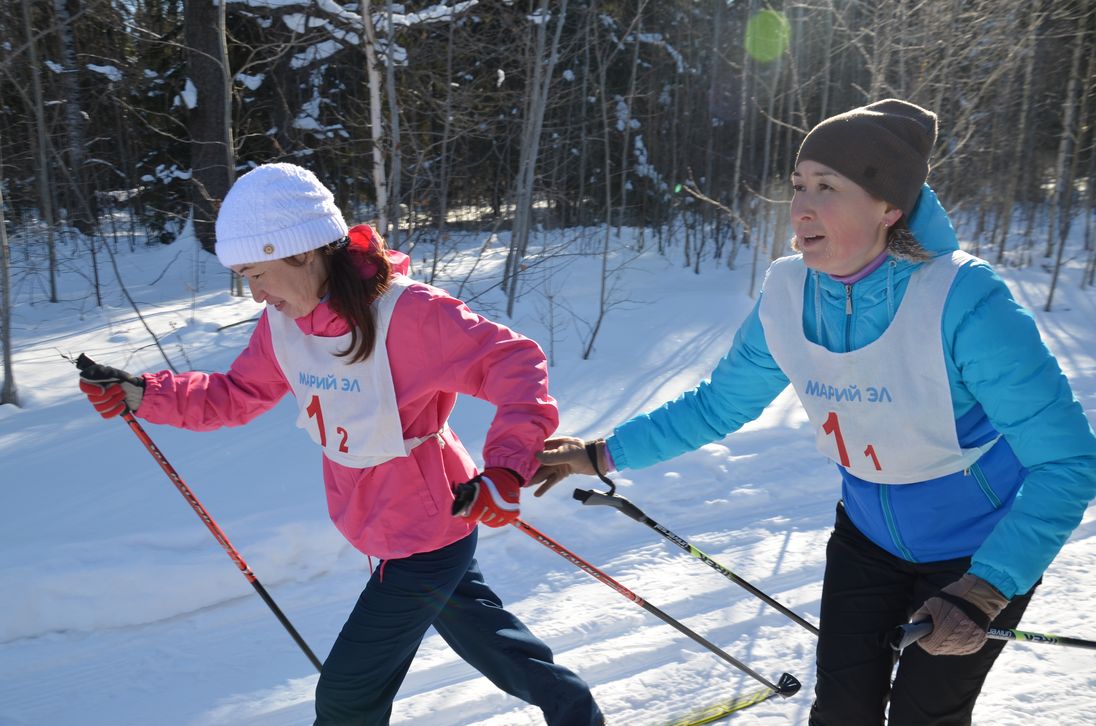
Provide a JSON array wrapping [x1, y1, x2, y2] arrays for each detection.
[[745, 10, 790, 63]]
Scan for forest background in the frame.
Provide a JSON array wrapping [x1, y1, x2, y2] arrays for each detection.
[[1, 0, 1095, 402], [2, 3, 1096, 722]]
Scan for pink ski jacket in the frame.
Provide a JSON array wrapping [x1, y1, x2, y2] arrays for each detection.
[[136, 225, 559, 560]]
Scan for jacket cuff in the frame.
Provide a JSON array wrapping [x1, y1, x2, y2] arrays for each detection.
[[133, 372, 162, 418], [485, 455, 536, 484], [967, 562, 1021, 600], [482, 466, 523, 488], [606, 435, 627, 471]]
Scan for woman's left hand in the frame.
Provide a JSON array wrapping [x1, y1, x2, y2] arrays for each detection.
[[910, 573, 1009, 656], [529, 437, 607, 496]]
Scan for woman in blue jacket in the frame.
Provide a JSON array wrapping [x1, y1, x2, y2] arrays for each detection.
[[533, 99, 1096, 725]]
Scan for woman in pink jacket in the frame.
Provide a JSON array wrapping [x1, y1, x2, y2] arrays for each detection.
[[78, 163, 602, 726]]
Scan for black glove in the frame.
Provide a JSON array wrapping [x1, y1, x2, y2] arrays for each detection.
[[77, 353, 145, 418]]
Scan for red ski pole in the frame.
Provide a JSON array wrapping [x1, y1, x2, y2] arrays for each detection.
[[509, 516, 800, 699], [76, 355, 323, 671]]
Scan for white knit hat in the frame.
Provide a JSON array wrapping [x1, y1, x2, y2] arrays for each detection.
[[215, 163, 349, 268]]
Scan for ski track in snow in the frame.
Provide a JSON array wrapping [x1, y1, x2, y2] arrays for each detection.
[[2, 231, 1094, 725]]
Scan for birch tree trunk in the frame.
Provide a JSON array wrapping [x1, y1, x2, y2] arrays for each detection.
[[1045, 17, 1086, 260], [702, 0, 724, 244], [582, 17, 615, 360], [1084, 118, 1096, 287], [994, 8, 1039, 263], [360, 0, 389, 237], [22, 0, 57, 302], [749, 54, 782, 298], [429, 17, 457, 283], [867, 2, 892, 99], [575, 12, 593, 229], [730, 0, 759, 270], [1084, 147, 1095, 285], [0, 134, 17, 406], [615, 12, 643, 239], [357, 0, 387, 239], [504, 0, 568, 317], [929, 0, 960, 198], [1046, 11, 1091, 310], [818, 0, 835, 120], [384, 0, 402, 248]]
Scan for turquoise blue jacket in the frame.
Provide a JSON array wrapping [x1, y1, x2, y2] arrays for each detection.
[[607, 186, 1096, 598]]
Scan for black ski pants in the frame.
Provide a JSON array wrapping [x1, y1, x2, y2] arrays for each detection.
[[809, 503, 1034, 726]]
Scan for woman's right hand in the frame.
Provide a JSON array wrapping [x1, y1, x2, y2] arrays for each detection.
[[529, 436, 607, 496], [77, 353, 145, 418]]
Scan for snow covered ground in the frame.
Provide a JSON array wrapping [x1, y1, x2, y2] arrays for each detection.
[[2, 223, 1094, 725]]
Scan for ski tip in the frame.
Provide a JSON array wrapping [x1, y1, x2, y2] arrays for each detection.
[[776, 672, 801, 698]]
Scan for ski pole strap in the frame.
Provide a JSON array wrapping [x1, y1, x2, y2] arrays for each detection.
[[451, 480, 477, 517], [890, 595, 989, 652], [585, 439, 617, 491], [936, 591, 992, 630]]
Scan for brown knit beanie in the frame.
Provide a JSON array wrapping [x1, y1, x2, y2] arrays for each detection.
[[795, 99, 937, 216]]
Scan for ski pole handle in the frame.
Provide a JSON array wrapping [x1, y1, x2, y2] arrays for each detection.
[[573, 488, 648, 523], [890, 621, 934, 651]]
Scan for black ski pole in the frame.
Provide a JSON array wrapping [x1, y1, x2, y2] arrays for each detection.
[[508, 515, 801, 699], [890, 621, 1096, 652], [76, 355, 323, 672], [571, 447, 1092, 661], [573, 456, 819, 636]]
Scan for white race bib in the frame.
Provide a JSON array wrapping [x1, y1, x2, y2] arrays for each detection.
[[758, 251, 996, 483], [268, 274, 435, 468]]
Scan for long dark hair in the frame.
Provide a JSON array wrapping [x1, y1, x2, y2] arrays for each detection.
[[287, 237, 393, 364]]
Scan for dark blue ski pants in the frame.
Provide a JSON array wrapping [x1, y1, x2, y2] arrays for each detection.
[[314, 528, 602, 725]]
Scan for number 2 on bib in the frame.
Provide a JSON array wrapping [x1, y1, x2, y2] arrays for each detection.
[[306, 395, 350, 453]]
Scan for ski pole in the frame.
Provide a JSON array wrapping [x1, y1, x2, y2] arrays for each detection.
[[573, 463, 819, 636], [572, 447, 1092, 661], [890, 621, 1096, 652], [76, 355, 323, 672], [509, 516, 801, 699]]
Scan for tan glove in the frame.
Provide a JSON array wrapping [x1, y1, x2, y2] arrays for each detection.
[[529, 436, 610, 496], [911, 573, 1009, 656]]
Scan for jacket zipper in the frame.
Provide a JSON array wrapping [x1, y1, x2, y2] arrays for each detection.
[[844, 276, 915, 561], [844, 284, 853, 350], [966, 462, 1002, 509], [879, 486, 917, 561]]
